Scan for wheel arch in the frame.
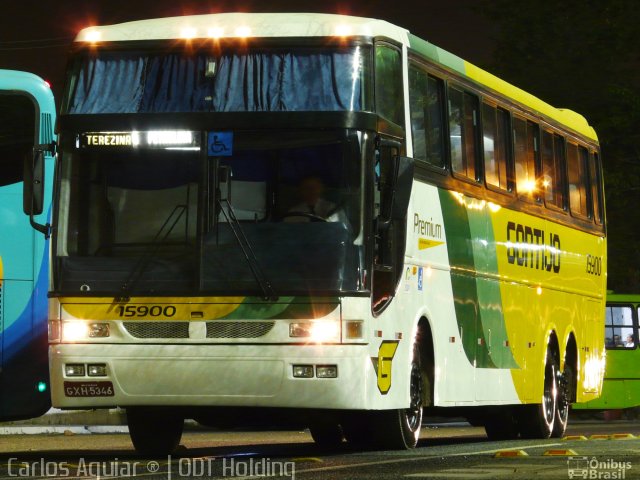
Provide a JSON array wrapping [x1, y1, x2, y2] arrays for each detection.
[[415, 315, 435, 406]]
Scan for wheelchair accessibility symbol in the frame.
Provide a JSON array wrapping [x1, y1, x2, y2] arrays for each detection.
[[208, 131, 233, 156]]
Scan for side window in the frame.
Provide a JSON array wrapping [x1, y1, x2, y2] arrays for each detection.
[[567, 143, 589, 217], [605, 305, 635, 349], [513, 116, 539, 200], [375, 45, 403, 126], [541, 130, 565, 209], [482, 103, 510, 190], [408, 63, 445, 168], [448, 86, 478, 180], [0, 95, 36, 187], [589, 151, 604, 224]]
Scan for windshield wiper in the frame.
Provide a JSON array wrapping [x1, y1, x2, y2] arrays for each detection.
[[217, 198, 277, 301], [117, 205, 187, 300]]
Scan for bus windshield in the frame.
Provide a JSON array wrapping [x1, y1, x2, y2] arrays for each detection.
[[63, 46, 370, 114], [54, 129, 366, 296]]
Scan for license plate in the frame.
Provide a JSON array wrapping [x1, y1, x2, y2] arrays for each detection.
[[64, 381, 114, 397]]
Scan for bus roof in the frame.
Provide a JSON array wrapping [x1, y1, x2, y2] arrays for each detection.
[[607, 293, 640, 305], [0, 69, 56, 144], [76, 12, 597, 142]]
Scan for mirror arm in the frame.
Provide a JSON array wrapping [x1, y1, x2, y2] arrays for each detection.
[[30, 215, 50, 239]]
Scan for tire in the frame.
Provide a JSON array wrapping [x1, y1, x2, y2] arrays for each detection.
[[127, 408, 183, 456], [484, 409, 520, 440], [309, 422, 344, 449], [368, 345, 425, 450], [551, 363, 571, 438], [518, 348, 558, 439]]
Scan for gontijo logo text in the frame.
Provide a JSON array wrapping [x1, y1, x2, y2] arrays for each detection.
[[506, 221, 561, 273]]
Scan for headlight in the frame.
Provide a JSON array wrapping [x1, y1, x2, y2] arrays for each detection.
[[62, 321, 110, 341], [289, 321, 340, 342]]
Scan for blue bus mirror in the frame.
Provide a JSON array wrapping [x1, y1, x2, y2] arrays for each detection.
[[23, 149, 44, 216]]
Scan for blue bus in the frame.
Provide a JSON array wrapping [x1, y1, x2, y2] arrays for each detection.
[[0, 70, 55, 420]]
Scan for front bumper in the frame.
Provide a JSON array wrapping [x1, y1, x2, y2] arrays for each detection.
[[50, 343, 372, 410]]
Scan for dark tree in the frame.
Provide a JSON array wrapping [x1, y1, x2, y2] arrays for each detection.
[[480, 0, 640, 292]]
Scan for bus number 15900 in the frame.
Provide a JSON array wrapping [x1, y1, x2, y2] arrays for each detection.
[[116, 305, 177, 318]]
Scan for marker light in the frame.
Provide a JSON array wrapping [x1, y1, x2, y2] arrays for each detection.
[[335, 25, 352, 36], [234, 26, 252, 37], [289, 321, 340, 342], [84, 30, 101, 43], [37, 381, 47, 393], [345, 320, 363, 339], [208, 27, 224, 39], [44, 80, 51, 89], [181, 27, 197, 39]]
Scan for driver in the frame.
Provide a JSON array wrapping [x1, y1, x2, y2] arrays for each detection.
[[285, 176, 342, 222]]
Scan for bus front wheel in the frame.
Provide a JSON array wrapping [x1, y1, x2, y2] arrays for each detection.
[[370, 344, 424, 449], [309, 422, 344, 449], [127, 408, 184, 456]]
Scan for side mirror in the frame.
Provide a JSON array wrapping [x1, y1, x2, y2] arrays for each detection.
[[378, 155, 414, 227], [23, 149, 45, 216], [23, 144, 53, 238]]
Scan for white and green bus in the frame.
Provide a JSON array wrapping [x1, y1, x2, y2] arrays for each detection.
[[32, 13, 606, 454]]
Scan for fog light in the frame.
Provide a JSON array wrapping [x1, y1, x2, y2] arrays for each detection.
[[316, 365, 338, 378], [89, 323, 110, 338], [87, 364, 107, 377], [292, 365, 314, 378], [65, 364, 85, 377]]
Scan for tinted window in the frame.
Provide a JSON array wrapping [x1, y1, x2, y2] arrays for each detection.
[[449, 87, 478, 180], [483, 103, 509, 190], [567, 143, 589, 217], [513, 116, 538, 200], [541, 131, 565, 208], [589, 152, 604, 224], [408, 64, 445, 168], [605, 305, 635, 349], [375, 45, 403, 125], [0, 95, 35, 187]]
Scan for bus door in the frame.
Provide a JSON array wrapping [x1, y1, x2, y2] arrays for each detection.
[[0, 87, 51, 420]]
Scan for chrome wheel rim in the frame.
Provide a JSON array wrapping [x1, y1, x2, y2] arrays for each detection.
[[406, 361, 423, 432]]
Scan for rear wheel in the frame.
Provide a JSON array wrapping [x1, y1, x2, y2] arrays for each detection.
[[518, 348, 557, 439], [552, 362, 571, 438], [127, 408, 183, 456]]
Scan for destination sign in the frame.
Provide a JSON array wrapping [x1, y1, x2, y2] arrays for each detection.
[[79, 131, 200, 149]]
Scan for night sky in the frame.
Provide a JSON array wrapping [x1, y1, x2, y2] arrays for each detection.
[[0, 0, 492, 103]]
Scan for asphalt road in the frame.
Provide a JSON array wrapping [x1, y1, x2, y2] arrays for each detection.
[[1, 420, 639, 479]]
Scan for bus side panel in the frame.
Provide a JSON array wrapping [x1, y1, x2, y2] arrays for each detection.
[[0, 184, 51, 420]]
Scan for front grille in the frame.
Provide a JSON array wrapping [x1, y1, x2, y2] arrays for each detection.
[[206, 321, 275, 339], [123, 322, 189, 339]]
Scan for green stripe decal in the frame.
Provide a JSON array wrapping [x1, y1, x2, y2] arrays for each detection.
[[439, 190, 518, 369]]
